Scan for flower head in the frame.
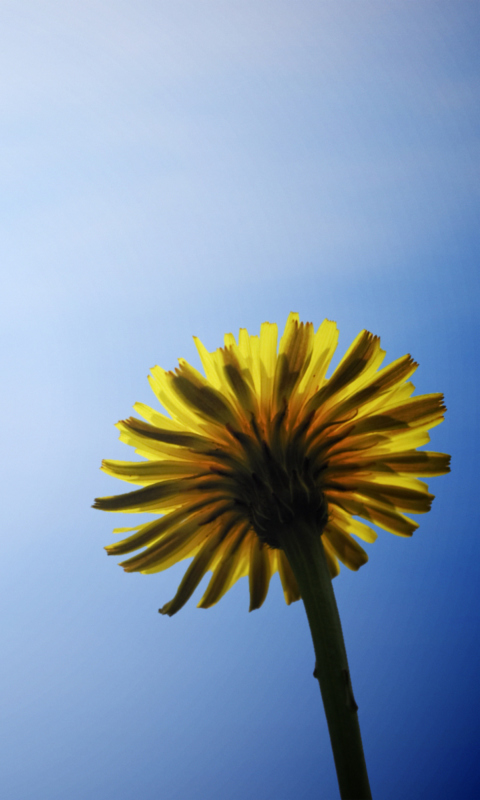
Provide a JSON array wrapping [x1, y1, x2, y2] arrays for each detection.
[[94, 313, 449, 615]]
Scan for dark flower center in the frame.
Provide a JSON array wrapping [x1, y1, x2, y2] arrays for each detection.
[[227, 417, 328, 549]]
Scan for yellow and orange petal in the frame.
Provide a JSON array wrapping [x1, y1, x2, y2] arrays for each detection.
[[94, 313, 449, 615]]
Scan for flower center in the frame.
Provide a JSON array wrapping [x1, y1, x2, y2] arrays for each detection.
[[228, 419, 328, 549]]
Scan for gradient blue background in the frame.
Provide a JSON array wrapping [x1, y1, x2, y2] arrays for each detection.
[[1, 2, 479, 798]]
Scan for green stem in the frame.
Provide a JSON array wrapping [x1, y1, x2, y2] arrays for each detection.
[[278, 519, 372, 800]]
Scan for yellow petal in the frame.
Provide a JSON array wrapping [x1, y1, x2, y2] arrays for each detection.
[[323, 427, 431, 460], [258, 321, 278, 412], [106, 507, 190, 556], [276, 549, 301, 604], [307, 330, 385, 416], [101, 458, 207, 485], [94, 472, 233, 514], [296, 319, 339, 398], [248, 536, 272, 611], [323, 354, 418, 424], [222, 332, 256, 391], [148, 367, 207, 434], [172, 362, 237, 427], [327, 490, 419, 537], [221, 356, 257, 418], [193, 336, 224, 391], [274, 315, 314, 409], [159, 523, 229, 616], [327, 478, 434, 514], [106, 498, 234, 557], [329, 505, 378, 543], [119, 515, 208, 573], [133, 402, 185, 432], [324, 522, 369, 570], [118, 417, 213, 454], [197, 523, 251, 608], [377, 451, 451, 476], [93, 478, 193, 513], [321, 537, 341, 578], [346, 518, 378, 544]]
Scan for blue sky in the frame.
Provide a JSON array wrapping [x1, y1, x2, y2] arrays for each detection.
[[1, 2, 479, 798]]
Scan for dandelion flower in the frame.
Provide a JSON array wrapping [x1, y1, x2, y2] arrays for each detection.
[[95, 313, 448, 613], [94, 313, 449, 799]]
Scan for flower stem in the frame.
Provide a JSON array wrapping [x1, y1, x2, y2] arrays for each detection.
[[278, 520, 372, 800]]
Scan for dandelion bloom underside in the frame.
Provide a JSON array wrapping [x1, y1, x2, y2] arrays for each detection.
[[94, 314, 449, 615]]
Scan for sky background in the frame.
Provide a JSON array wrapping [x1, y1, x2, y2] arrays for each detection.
[[1, 2, 479, 798]]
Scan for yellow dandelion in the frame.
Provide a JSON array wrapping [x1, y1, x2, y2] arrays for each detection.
[[94, 313, 449, 799], [95, 313, 448, 613]]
